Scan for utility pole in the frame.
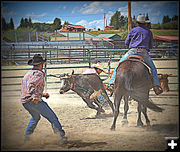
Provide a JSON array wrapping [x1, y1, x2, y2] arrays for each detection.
[[104, 13, 106, 31], [128, 1, 131, 33]]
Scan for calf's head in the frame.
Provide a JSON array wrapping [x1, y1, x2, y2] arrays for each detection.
[[158, 74, 172, 92], [50, 70, 74, 94], [59, 77, 71, 94], [59, 70, 74, 94]]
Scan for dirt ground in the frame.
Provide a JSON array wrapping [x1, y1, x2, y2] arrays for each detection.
[[1, 60, 179, 151]]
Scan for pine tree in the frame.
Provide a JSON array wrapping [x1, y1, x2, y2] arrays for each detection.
[[20, 18, 25, 28], [24, 18, 29, 28], [110, 11, 121, 30], [145, 13, 149, 21], [10, 18, 14, 30], [28, 17, 33, 28], [53, 17, 62, 31], [2, 17, 8, 30]]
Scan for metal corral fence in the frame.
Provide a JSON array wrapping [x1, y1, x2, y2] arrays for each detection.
[[1, 47, 178, 98]]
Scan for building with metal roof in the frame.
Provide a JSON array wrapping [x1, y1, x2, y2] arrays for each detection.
[[153, 36, 178, 44], [97, 34, 121, 41], [61, 25, 85, 32]]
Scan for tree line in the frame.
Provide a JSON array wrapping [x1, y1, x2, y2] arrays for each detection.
[[2, 17, 15, 31], [2, 17, 63, 32], [109, 11, 178, 30], [2, 13, 178, 32], [151, 15, 178, 29]]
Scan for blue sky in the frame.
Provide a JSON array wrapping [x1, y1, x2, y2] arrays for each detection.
[[1, 1, 179, 30]]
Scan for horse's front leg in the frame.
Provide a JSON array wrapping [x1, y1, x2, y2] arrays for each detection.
[[111, 88, 122, 130], [122, 96, 129, 126]]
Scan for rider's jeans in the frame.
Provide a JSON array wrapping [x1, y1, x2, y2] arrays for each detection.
[[110, 48, 160, 87]]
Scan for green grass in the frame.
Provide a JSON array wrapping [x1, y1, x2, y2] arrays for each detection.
[[151, 29, 179, 36], [89, 29, 179, 38]]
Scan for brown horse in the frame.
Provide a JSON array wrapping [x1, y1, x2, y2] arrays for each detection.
[[111, 59, 164, 130], [121, 73, 171, 126]]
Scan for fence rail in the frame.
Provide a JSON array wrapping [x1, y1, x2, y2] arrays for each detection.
[[1, 47, 178, 98]]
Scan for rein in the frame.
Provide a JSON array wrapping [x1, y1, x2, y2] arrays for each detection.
[[68, 77, 93, 95]]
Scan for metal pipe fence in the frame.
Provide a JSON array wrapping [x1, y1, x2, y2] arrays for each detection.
[[1, 48, 178, 98]]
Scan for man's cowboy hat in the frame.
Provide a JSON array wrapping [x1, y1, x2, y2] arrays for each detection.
[[28, 54, 46, 65], [91, 63, 108, 74], [136, 14, 150, 24]]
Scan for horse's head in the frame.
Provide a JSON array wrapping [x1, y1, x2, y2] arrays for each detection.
[[158, 74, 172, 92], [51, 70, 74, 94]]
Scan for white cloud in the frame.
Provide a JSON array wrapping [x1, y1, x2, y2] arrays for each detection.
[[32, 19, 43, 23], [72, 6, 79, 14], [26, 12, 47, 18], [76, 18, 104, 29], [2, 11, 16, 17], [76, 19, 88, 27], [79, 2, 104, 14], [118, 5, 128, 16]]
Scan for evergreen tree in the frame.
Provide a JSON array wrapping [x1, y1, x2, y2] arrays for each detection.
[[2, 17, 8, 30], [110, 11, 121, 30], [24, 18, 29, 28], [172, 15, 178, 21], [28, 17, 33, 28], [53, 17, 62, 31], [64, 21, 71, 25], [162, 15, 171, 24], [145, 13, 149, 21], [10, 18, 14, 30], [20, 18, 25, 28], [131, 15, 136, 28]]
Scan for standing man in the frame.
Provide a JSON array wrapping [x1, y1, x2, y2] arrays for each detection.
[[110, 14, 163, 95], [21, 54, 67, 143]]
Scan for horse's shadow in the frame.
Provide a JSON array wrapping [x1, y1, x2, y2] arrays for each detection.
[[64, 140, 107, 149], [145, 123, 178, 134], [80, 113, 114, 120]]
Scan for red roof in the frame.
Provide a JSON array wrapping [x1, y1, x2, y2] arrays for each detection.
[[63, 24, 85, 29], [153, 36, 178, 43]]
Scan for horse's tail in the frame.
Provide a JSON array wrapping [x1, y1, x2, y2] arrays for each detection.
[[141, 99, 164, 112], [124, 69, 134, 91]]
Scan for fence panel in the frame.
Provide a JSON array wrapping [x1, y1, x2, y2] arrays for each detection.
[[1, 47, 178, 98]]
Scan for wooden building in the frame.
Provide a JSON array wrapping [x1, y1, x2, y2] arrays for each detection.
[[61, 25, 85, 32]]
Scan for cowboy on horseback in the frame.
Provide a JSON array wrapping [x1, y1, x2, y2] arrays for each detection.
[[110, 14, 163, 95]]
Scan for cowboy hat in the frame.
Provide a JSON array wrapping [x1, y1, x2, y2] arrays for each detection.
[[28, 54, 46, 65], [91, 63, 108, 74], [136, 14, 150, 24]]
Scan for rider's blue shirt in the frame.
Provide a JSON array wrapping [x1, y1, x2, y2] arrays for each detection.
[[125, 25, 153, 50]]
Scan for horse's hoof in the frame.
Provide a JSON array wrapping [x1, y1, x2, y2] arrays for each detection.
[[121, 118, 129, 126], [137, 122, 144, 127], [110, 126, 115, 131], [146, 122, 151, 126]]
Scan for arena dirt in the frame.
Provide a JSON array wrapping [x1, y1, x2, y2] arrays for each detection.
[[1, 60, 178, 151]]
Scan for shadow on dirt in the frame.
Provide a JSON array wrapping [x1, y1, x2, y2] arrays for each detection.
[[80, 113, 113, 120], [146, 123, 178, 134], [64, 140, 107, 149]]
